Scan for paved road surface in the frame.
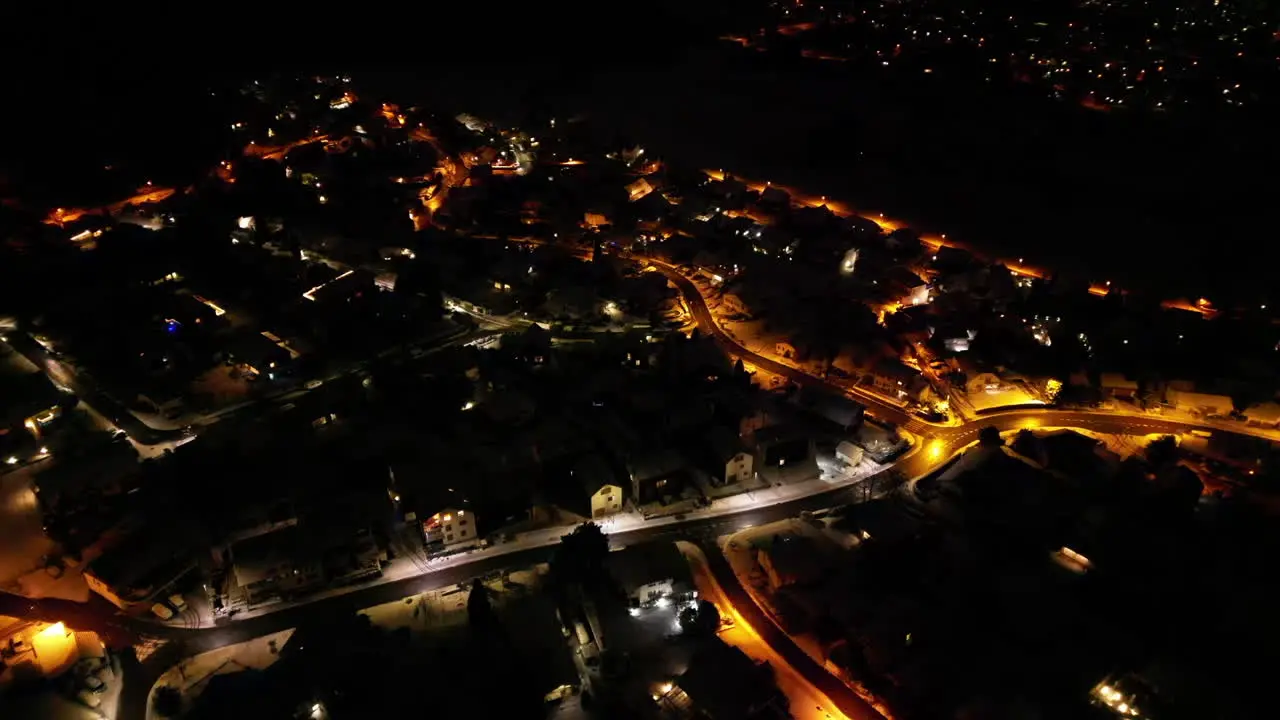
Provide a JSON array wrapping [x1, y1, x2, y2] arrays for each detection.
[[699, 539, 882, 720]]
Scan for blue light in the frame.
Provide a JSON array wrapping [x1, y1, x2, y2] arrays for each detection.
[[165, 320, 181, 335]]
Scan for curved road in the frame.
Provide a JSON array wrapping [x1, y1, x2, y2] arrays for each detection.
[[650, 259, 1272, 456]]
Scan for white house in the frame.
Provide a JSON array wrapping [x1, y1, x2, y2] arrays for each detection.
[[604, 542, 693, 607], [1243, 401, 1280, 428], [422, 508, 478, 548], [703, 426, 754, 487], [1166, 389, 1233, 417], [835, 441, 864, 468]]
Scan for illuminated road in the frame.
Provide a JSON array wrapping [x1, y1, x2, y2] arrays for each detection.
[[648, 258, 1277, 451], [681, 542, 864, 720]]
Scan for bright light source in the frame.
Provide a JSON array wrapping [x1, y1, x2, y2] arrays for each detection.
[[461, 401, 475, 411], [660, 682, 673, 694], [629, 607, 641, 617], [655, 597, 670, 608], [39, 447, 48, 455], [40, 622, 66, 637], [840, 248, 859, 275], [928, 440, 945, 461], [5, 456, 17, 465]]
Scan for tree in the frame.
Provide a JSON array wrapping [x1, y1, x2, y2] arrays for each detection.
[[551, 522, 610, 591], [153, 686, 183, 717], [977, 425, 1004, 448], [467, 578, 498, 634], [680, 600, 721, 637], [1145, 435, 1179, 469]]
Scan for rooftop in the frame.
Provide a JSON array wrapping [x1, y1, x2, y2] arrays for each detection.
[[604, 542, 691, 596]]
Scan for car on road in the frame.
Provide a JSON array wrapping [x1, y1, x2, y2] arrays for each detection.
[[304, 379, 324, 390]]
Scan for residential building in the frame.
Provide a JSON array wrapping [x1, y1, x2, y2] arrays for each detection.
[[1242, 401, 1280, 428], [0, 620, 108, 685], [929, 322, 977, 353], [887, 266, 931, 307], [756, 534, 823, 591], [664, 639, 790, 719], [1011, 429, 1121, 485], [0, 370, 65, 437], [84, 527, 197, 610], [575, 453, 625, 519], [751, 424, 816, 469], [835, 440, 864, 468], [422, 507, 479, 549], [699, 425, 754, 487], [758, 186, 791, 209], [1165, 389, 1233, 417], [789, 387, 865, 433], [604, 542, 693, 607], [626, 177, 655, 202], [834, 498, 921, 546], [228, 521, 382, 605], [1099, 372, 1139, 399], [301, 268, 374, 305], [226, 331, 297, 378], [628, 448, 688, 506], [867, 358, 921, 400], [229, 525, 324, 605]]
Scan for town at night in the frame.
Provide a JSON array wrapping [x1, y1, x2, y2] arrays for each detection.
[[2, 3, 1278, 719]]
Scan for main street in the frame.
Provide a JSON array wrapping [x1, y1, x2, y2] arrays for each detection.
[[1, 469, 893, 720]]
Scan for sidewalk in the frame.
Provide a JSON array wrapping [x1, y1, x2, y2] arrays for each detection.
[[193, 450, 902, 626]]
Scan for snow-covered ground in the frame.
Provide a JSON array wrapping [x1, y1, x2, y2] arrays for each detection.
[[146, 630, 295, 720], [0, 465, 91, 601], [961, 385, 1043, 413]]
